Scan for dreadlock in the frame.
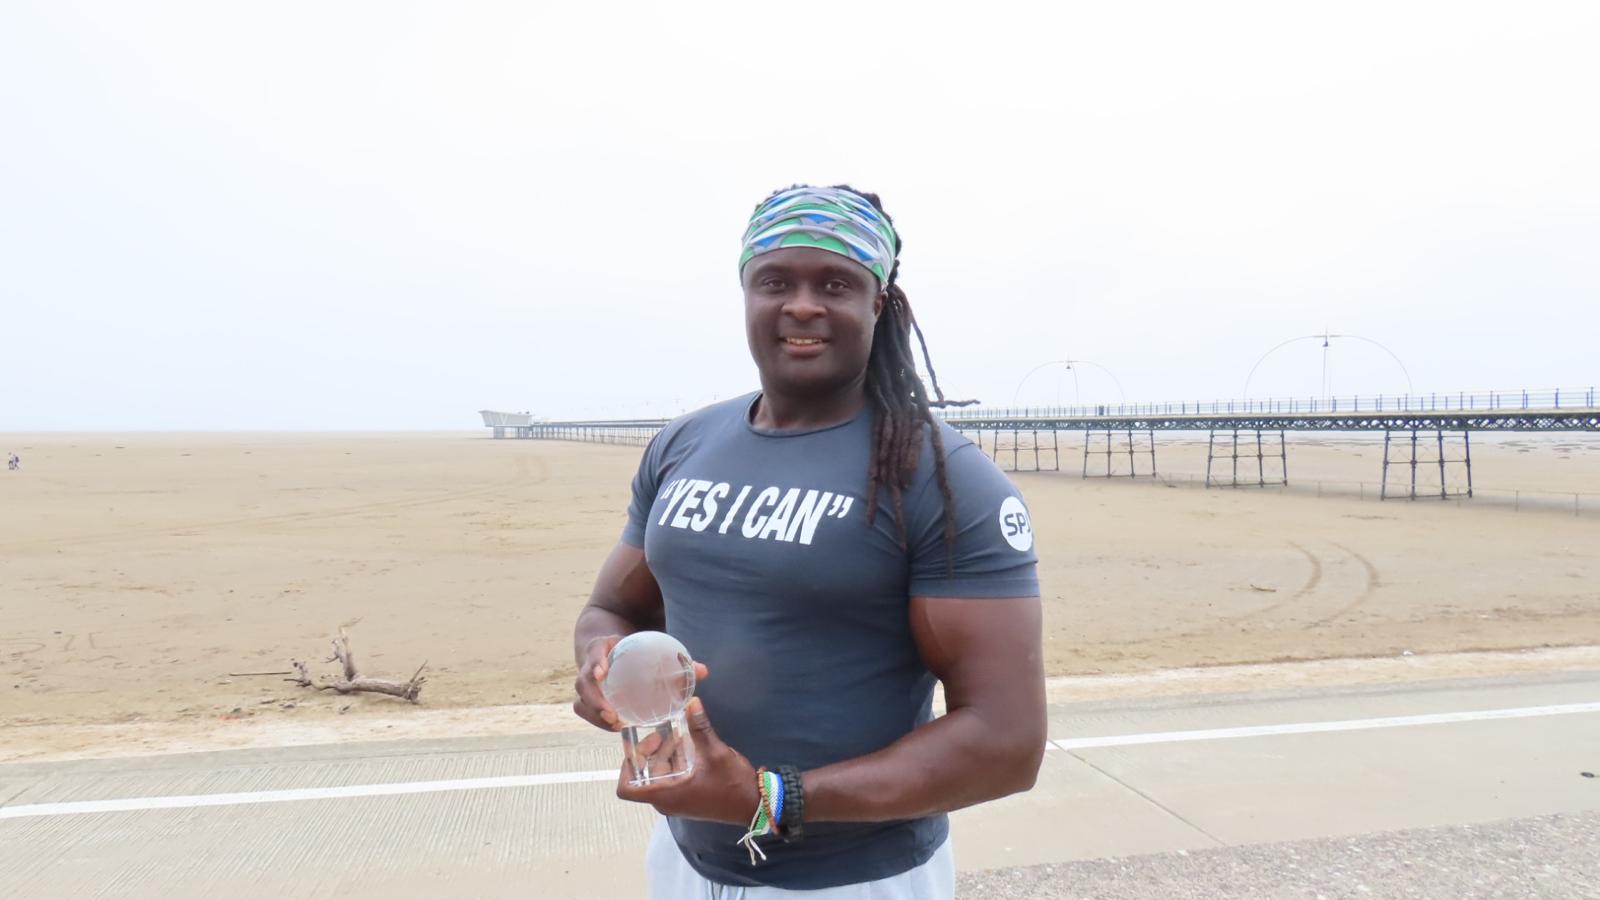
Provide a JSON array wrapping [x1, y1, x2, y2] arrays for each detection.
[[831, 185, 979, 555]]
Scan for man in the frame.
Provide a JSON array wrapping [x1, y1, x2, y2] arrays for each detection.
[[572, 185, 1045, 898]]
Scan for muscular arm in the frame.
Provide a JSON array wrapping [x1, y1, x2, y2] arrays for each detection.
[[571, 542, 666, 729], [574, 542, 664, 657], [801, 595, 1046, 822]]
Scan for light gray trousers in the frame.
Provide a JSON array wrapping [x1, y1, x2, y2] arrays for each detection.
[[646, 817, 954, 900]]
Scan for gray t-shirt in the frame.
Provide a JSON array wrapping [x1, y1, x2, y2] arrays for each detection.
[[621, 393, 1039, 890]]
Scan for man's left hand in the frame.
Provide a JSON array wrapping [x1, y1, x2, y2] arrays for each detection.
[[616, 697, 762, 825]]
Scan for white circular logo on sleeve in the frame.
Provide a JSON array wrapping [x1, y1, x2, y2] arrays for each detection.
[[998, 496, 1033, 552]]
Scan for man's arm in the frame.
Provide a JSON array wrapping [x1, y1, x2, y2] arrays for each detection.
[[612, 594, 1044, 824], [801, 595, 1045, 821], [571, 541, 668, 730]]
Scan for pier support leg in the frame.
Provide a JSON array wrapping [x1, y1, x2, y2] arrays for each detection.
[[1436, 430, 1447, 500], [1382, 428, 1473, 501], [1381, 430, 1392, 499], [1279, 430, 1288, 485], [1256, 429, 1265, 487], [1205, 430, 1216, 488], [1231, 429, 1239, 487], [1206, 428, 1284, 489], [1410, 428, 1420, 500]]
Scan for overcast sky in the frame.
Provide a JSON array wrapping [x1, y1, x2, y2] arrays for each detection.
[[3, 2, 1596, 430]]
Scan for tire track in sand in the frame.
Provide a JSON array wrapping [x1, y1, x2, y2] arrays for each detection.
[[1165, 542, 1324, 640], [1304, 542, 1381, 628], [1219, 542, 1324, 627]]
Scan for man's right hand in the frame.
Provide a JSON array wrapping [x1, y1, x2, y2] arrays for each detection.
[[573, 634, 625, 731], [571, 632, 713, 732]]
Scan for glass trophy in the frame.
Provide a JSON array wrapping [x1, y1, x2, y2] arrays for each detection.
[[601, 631, 697, 786]]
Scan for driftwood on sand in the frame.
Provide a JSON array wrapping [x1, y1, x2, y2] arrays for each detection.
[[287, 630, 426, 702]]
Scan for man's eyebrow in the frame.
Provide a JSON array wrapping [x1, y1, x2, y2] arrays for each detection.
[[745, 259, 866, 282], [747, 261, 792, 278], [818, 264, 864, 281]]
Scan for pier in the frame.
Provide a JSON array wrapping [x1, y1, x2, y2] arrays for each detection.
[[478, 387, 1599, 500]]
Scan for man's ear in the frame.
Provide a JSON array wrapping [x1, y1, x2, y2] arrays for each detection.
[[874, 290, 886, 319]]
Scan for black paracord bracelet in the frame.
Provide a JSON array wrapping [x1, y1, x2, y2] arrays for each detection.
[[776, 765, 804, 843]]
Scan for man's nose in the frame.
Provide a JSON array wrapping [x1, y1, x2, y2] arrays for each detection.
[[782, 286, 826, 320]]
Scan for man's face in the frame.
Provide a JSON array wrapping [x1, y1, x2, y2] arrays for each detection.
[[742, 247, 884, 398]]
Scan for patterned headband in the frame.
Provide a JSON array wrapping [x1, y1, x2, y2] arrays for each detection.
[[739, 186, 899, 288]]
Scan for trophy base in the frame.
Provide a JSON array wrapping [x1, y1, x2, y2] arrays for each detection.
[[622, 713, 695, 786]]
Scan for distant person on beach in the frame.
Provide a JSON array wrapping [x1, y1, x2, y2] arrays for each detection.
[[7, 453, 17, 471], [573, 185, 1045, 899]]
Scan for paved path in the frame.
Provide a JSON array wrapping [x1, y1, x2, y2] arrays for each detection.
[[958, 811, 1600, 899], [2, 671, 1597, 899]]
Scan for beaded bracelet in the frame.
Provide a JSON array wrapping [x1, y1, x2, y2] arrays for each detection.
[[736, 768, 785, 865]]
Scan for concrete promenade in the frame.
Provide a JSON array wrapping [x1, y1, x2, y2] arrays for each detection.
[[3, 670, 1597, 898]]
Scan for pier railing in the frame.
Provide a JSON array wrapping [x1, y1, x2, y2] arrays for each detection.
[[942, 386, 1599, 422]]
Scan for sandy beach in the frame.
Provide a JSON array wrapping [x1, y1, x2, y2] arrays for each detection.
[[3, 429, 1597, 761]]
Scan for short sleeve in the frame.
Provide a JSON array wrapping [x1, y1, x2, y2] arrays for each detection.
[[621, 431, 667, 547], [907, 441, 1040, 598]]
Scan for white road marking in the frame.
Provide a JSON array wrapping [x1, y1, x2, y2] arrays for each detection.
[[4, 701, 1597, 821], [0, 770, 616, 820], [1050, 701, 1600, 751]]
